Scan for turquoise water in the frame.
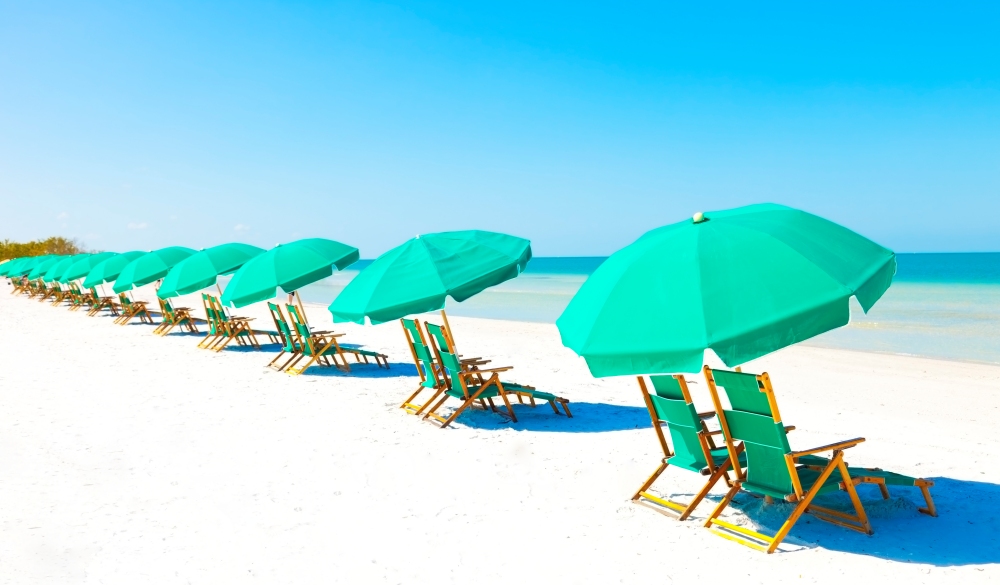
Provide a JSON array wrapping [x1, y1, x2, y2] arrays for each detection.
[[299, 253, 1000, 365]]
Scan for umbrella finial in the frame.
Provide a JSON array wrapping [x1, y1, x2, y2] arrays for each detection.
[[693, 211, 707, 223]]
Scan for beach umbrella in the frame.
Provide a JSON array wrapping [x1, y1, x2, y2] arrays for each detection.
[[59, 252, 118, 283], [113, 246, 197, 293], [27, 256, 67, 280], [0, 257, 24, 277], [82, 251, 148, 289], [5, 255, 46, 277], [330, 230, 532, 325], [556, 203, 896, 376], [42, 254, 88, 283], [220, 238, 359, 308], [157, 243, 266, 299]]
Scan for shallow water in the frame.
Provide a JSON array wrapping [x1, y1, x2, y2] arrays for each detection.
[[297, 253, 1000, 365]]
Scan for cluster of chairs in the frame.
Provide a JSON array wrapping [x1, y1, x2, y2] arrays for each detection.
[[7, 275, 388, 377], [633, 365, 936, 553], [398, 316, 571, 429]]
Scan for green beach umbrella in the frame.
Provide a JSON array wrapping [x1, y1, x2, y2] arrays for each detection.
[[27, 256, 67, 280], [6, 255, 47, 277], [0, 257, 24, 277], [43, 254, 88, 283], [330, 230, 532, 325], [60, 252, 118, 283], [113, 246, 197, 293], [556, 203, 896, 376], [157, 242, 266, 299], [82, 251, 148, 289], [220, 238, 359, 308]]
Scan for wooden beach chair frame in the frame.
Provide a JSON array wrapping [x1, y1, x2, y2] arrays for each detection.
[[421, 338, 518, 428], [115, 293, 153, 325], [632, 374, 744, 521], [154, 298, 199, 336], [282, 304, 389, 375], [399, 318, 445, 414], [265, 302, 302, 371]]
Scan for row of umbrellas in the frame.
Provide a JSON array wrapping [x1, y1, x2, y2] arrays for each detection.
[[2, 204, 896, 375]]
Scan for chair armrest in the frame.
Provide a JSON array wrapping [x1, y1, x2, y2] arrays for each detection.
[[790, 438, 865, 459], [784, 425, 796, 433], [697, 410, 717, 420], [460, 366, 513, 376]]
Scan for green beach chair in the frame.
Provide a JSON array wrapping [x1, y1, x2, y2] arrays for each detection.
[[154, 298, 198, 336], [283, 304, 388, 375], [266, 302, 301, 371], [421, 336, 519, 428], [424, 322, 572, 418], [702, 366, 935, 553], [48, 282, 69, 306], [207, 294, 260, 352], [115, 293, 153, 325], [66, 283, 87, 311], [399, 318, 444, 415], [88, 288, 119, 317], [632, 374, 746, 520]]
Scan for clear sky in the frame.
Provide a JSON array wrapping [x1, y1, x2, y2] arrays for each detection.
[[1, 1, 998, 256]]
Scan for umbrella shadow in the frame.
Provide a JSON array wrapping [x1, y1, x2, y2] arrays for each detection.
[[694, 477, 1000, 565], [448, 401, 651, 433]]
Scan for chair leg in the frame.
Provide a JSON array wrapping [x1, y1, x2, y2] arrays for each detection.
[[632, 460, 669, 501], [917, 481, 937, 517]]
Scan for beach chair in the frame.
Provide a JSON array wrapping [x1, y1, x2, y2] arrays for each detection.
[[88, 289, 120, 317], [632, 374, 745, 520], [701, 366, 936, 553], [424, 322, 572, 418], [48, 283, 69, 306], [206, 295, 260, 352], [37, 281, 58, 302], [265, 302, 301, 371], [399, 318, 444, 414], [115, 293, 153, 325], [11, 277, 30, 295], [282, 304, 389, 375], [66, 283, 87, 311], [154, 298, 199, 336], [421, 334, 519, 428]]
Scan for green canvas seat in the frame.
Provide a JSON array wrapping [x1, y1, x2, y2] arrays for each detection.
[[421, 338, 518, 428], [115, 293, 153, 325], [265, 302, 301, 371], [399, 318, 445, 415], [198, 293, 260, 351], [154, 298, 198, 336], [633, 374, 746, 520], [703, 367, 935, 554], [282, 304, 388, 375]]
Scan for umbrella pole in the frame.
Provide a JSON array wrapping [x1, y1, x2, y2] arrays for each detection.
[[295, 291, 309, 325], [216, 283, 230, 317], [440, 309, 455, 349]]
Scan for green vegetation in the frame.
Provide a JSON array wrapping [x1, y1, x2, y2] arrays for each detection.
[[0, 237, 87, 261]]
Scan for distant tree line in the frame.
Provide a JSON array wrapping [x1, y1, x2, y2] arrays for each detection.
[[0, 237, 88, 261]]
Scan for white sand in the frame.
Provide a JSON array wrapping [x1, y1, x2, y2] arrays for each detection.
[[2, 284, 999, 584]]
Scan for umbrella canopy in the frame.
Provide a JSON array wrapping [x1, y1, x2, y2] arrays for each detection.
[[157, 243, 266, 299], [0, 257, 24, 277], [5, 255, 47, 277], [330, 230, 532, 325], [59, 252, 118, 283], [113, 246, 197, 293], [82, 251, 148, 289], [43, 254, 88, 282], [220, 238, 359, 308], [556, 203, 896, 377], [27, 256, 67, 280]]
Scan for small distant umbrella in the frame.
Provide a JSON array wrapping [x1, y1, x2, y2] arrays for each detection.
[[27, 256, 67, 281], [157, 243, 266, 299], [59, 252, 118, 283], [330, 230, 532, 325], [5, 256, 48, 278], [113, 247, 197, 294], [0, 257, 18, 277], [82, 251, 148, 289], [43, 254, 89, 283], [220, 238, 359, 308], [556, 203, 897, 376]]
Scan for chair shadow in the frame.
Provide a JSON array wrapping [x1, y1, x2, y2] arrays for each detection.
[[299, 361, 419, 379], [218, 342, 285, 353], [451, 401, 651, 433], [699, 477, 1000, 565]]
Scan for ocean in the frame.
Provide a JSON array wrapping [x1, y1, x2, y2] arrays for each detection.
[[299, 253, 1000, 365]]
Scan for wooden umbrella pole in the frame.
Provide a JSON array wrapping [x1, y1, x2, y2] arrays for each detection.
[[296, 290, 309, 325], [216, 283, 230, 317], [440, 309, 455, 349]]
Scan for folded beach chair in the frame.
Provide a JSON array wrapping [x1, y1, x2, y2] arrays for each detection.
[[399, 318, 445, 414], [701, 366, 936, 553], [282, 304, 389, 375], [265, 302, 302, 371], [115, 293, 153, 325], [421, 332, 519, 428], [423, 322, 572, 418], [153, 298, 199, 336], [633, 374, 745, 520]]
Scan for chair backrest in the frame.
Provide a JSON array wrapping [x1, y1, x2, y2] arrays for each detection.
[[643, 375, 710, 469], [119, 293, 132, 308], [161, 298, 176, 320], [402, 318, 437, 384], [268, 302, 297, 351], [202, 294, 220, 333], [706, 367, 795, 496], [285, 304, 311, 340], [424, 322, 454, 354], [425, 322, 466, 393]]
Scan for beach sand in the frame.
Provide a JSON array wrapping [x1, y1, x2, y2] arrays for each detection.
[[1, 284, 999, 583]]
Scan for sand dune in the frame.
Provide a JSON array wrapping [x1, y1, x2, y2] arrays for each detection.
[[1, 284, 998, 583]]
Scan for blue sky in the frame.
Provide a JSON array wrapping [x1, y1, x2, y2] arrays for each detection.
[[1, 1, 998, 256]]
